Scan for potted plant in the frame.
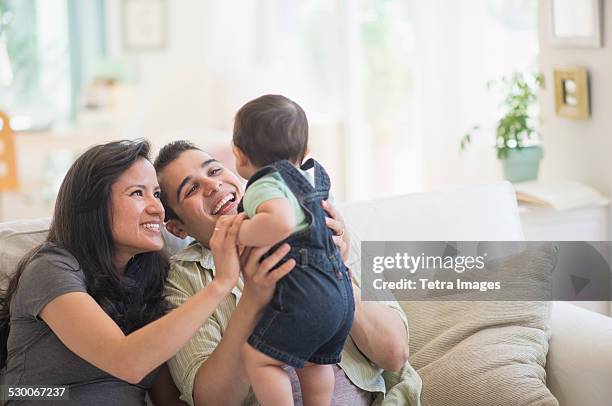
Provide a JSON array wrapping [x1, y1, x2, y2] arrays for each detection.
[[460, 72, 544, 183]]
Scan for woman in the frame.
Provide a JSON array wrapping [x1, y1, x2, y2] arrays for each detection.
[[0, 140, 293, 405]]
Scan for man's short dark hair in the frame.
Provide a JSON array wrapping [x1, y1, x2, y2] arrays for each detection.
[[233, 94, 308, 167], [154, 140, 200, 221]]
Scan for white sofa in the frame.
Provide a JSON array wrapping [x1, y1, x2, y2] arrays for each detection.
[[1, 181, 611, 405], [338, 181, 612, 406]]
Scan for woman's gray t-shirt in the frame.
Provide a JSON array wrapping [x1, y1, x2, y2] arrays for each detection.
[[2, 243, 158, 405]]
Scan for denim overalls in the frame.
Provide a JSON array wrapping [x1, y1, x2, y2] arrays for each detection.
[[239, 158, 355, 368]]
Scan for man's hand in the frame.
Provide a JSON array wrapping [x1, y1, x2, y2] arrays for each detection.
[[240, 244, 295, 311], [321, 200, 350, 262], [209, 213, 246, 291]]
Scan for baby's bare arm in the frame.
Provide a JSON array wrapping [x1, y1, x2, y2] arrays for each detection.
[[238, 198, 296, 247]]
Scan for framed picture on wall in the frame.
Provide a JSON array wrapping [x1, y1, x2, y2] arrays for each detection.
[[123, 0, 167, 50], [550, 0, 602, 48], [553, 67, 590, 120]]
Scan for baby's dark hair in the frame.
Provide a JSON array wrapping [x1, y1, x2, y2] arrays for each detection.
[[233, 94, 308, 167]]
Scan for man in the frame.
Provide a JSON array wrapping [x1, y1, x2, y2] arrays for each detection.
[[154, 140, 422, 405]]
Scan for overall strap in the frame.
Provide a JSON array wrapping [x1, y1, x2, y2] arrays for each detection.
[[300, 158, 331, 193], [271, 160, 316, 200]]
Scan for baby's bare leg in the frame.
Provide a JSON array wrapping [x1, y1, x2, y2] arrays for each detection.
[[296, 363, 335, 406], [242, 343, 294, 406]]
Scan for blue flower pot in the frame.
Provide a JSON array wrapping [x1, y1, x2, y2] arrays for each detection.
[[500, 146, 543, 183]]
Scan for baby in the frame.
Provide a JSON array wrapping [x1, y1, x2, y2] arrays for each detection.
[[232, 94, 355, 406]]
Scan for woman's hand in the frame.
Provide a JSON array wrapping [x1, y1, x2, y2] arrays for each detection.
[[209, 213, 246, 292], [321, 200, 350, 262], [240, 244, 295, 311]]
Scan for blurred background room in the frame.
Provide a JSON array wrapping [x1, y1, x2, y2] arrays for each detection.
[[0, 0, 610, 251]]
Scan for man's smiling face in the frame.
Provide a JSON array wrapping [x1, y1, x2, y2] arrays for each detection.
[[158, 149, 244, 245]]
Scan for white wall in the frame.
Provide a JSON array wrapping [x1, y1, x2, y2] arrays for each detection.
[[105, 0, 245, 138], [538, 0, 612, 196], [538, 0, 612, 317]]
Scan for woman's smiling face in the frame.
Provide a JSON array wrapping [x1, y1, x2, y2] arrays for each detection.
[[111, 158, 165, 269]]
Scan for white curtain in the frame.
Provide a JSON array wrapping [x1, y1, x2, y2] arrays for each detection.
[[411, 0, 539, 192]]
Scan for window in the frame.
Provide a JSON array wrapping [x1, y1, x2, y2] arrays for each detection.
[[0, 0, 105, 130], [235, 0, 538, 199]]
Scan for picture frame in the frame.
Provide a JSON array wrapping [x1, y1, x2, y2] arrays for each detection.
[[553, 67, 590, 120], [122, 0, 167, 50], [550, 0, 602, 48]]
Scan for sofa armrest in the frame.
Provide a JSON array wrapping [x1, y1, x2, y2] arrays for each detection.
[[547, 301, 612, 406]]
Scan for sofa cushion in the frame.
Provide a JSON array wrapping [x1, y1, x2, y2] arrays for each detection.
[[402, 244, 558, 406], [338, 181, 524, 241], [0, 218, 51, 287]]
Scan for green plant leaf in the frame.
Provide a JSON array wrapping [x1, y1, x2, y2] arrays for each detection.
[[461, 71, 541, 153]]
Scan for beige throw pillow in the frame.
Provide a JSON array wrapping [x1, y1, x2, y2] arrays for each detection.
[[401, 244, 558, 406]]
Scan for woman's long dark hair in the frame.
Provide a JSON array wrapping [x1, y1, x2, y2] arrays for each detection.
[[0, 140, 169, 367]]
